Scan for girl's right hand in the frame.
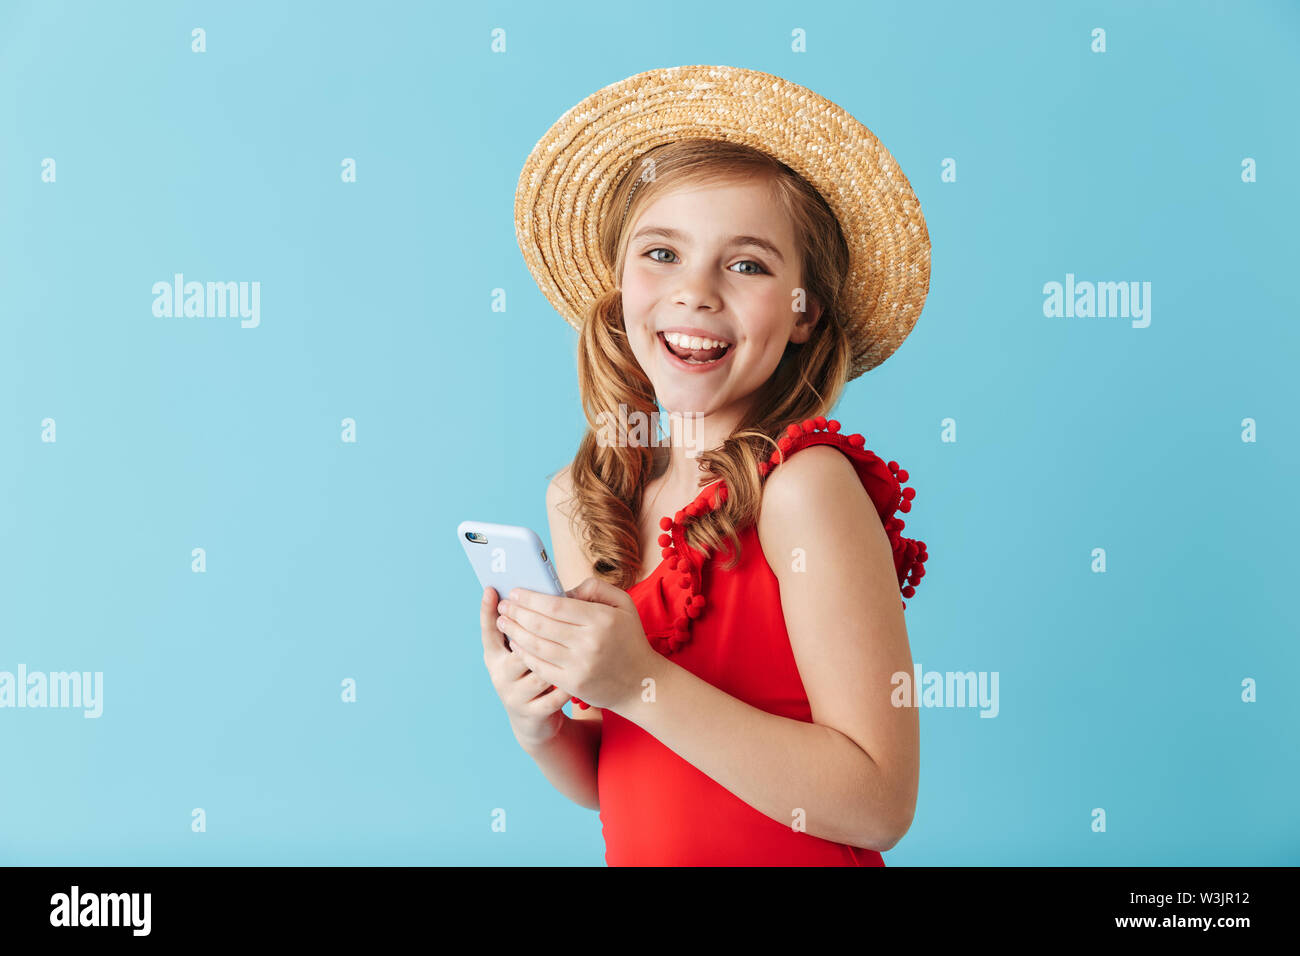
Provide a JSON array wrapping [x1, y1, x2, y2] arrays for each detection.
[[479, 585, 572, 749]]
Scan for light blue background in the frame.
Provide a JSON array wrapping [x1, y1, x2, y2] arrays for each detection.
[[2, 0, 1296, 865]]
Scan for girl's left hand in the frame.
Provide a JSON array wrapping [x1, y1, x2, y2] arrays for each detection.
[[495, 577, 658, 713]]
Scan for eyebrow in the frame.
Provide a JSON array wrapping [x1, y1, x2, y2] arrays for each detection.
[[630, 225, 786, 265]]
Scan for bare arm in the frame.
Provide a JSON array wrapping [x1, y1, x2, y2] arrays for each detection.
[[518, 715, 601, 811], [609, 447, 919, 850], [516, 465, 603, 812]]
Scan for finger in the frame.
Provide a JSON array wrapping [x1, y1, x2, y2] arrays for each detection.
[[499, 601, 573, 657], [480, 586, 508, 656], [565, 575, 629, 610], [507, 635, 562, 687], [505, 666, 554, 707], [492, 640, 533, 683], [524, 674, 563, 703], [527, 684, 573, 715], [505, 586, 589, 626], [497, 613, 566, 668]]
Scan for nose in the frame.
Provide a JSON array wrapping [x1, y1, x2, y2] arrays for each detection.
[[673, 262, 722, 312]]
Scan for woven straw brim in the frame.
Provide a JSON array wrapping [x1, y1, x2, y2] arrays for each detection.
[[515, 64, 931, 380]]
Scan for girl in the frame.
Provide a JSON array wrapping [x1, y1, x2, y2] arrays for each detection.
[[482, 65, 931, 865]]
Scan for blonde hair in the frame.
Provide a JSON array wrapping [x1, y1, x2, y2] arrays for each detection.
[[553, 138, 854, 587]]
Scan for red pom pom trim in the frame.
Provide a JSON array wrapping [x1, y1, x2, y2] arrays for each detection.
[[638, 414, 930, 658]]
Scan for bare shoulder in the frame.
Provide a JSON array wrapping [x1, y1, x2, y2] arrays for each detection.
[[757, 443, 888, 560], [546, 463, 577, 514], [759, 444, 868, 522], [545, 465, 590, 583], [546, 468, 585, 571]]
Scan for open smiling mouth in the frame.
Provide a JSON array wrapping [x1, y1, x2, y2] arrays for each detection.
[[658, 331, 734, 369]]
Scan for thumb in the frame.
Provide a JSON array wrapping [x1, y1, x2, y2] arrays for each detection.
[[566, 575, 630, 609]]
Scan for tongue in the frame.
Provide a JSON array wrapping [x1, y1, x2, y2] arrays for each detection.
[[668, 339, 728, 362]]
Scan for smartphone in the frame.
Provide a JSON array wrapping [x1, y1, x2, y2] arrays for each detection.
[[459, 520, 586, 708], [458, 520, 565, 613]]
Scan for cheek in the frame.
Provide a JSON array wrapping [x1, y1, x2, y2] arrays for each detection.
[[753, 278, 795, 314], [617, 270, 658, 363], [620, 262, 656, 308], [740, 287, 798, 349]]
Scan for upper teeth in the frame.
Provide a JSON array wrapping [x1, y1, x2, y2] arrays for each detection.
[[664, 331, 732, 350]]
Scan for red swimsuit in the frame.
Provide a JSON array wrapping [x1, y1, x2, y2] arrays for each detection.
[[577, 416, 929, 865]]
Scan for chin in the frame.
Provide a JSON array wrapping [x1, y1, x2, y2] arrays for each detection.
[[654, 388, 721, 417]]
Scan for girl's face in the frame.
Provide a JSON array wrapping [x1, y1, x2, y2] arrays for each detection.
[[619, 179, 822, 418]]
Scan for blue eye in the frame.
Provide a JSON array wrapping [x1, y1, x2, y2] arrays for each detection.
[[645, 248, 769, 275]]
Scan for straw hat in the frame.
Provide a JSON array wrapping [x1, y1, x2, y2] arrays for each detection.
[[514, 64, 931, 379]]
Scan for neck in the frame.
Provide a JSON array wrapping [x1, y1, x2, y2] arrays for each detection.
[[654, 404, 747, 488]]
